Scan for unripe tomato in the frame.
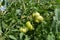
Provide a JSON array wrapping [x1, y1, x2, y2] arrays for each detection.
[[32, 12, 40, 18], [35, 16, 44, 23], [20, 27, 28, 33], [26, 21, 34, 30], [35, 19, 39, 23]]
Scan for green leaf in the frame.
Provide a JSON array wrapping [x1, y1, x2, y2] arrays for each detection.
[[20, 33, 24, 40], [56, 0, 60, 3], [54, 8, 60, 33], [9, 35, 17, 40], [47, 32, 55, 40], [0, 36, 5, 40], [24, 35, 30, 40], [55, 8, 60, 20]]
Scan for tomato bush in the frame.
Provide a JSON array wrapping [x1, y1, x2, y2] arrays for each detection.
[[0, 0, 60, 40]]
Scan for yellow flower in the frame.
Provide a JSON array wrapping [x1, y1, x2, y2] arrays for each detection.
[[19, 27, 28, 33], [26, 21, 34, 30]]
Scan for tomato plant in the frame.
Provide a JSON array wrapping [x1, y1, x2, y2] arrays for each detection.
[[0, 0, 60, 40]]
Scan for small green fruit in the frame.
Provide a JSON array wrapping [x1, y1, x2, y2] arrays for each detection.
[[20, 27, 28, 33], [26, 21, 34, 30], [32, 12, 40, 18], [35, 16, 44, 23]]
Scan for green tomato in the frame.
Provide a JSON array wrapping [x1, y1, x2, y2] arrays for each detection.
[[35, 16, 44, 23], [32, 12, 40, 18], [20, 27, 28, 33], [26, 21, 34, 30]]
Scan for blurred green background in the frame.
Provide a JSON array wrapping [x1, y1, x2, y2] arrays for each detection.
[[0, 0, 60, 40]]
